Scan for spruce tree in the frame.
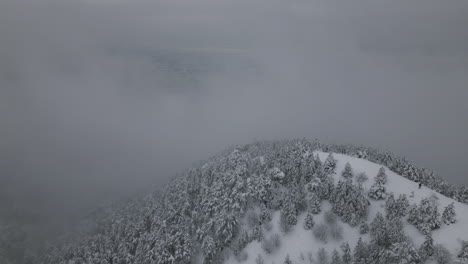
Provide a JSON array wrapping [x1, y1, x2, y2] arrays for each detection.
[[441, 202, 456, 225], [342, 162, 353, 180], [368, 179, 386, 200], [370, 213, 387, 247], [385, 194, 397, 219], [376, 167, 387, 185], [408, 198, 441, 235], [331, 249, 343, 264], [308, 193, 322, 214], [324, 153, 337, 175], [458, 241, 468, 260], [389, 241, 421, 264], [396, 194, 410, 217], [419, 234, 434, 262], [359, 222, 369, 235], [340, 242, 352, 264], [354, 238, 369, 264], [304, 213, 315, 230]]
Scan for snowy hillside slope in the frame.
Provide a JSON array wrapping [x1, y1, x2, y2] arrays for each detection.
[[32, 140, 468, 264], [226, 151, 468, 264]]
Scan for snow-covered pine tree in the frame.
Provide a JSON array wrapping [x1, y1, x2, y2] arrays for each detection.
[[408, 198, 441, 235], [434, 244, 452, 264], [389, 241, 421, 264], [259, 203, 272, 224], [441, 202, 456, 225], [342, 162, 353, 180], [268, 167, 285, 183], [314, 153, 323, 171], [354, 238, 369, 264], [370, 213, 387, 247], [370, 213, 406, 249], [407, 204, 418, 225], [331, 249, 343, 264], [307, 176, 334, 201], [385, 193, 408, 219], [396, 194, 410, 217], [458, 241, 468, 261], [291, 182, 307, 214], [247, 174, 272, 204], [340, 242, 352, 264], [279, 191, 299, 233], [331, 180, 369, 226], [419, 234, 434, 262], [376, 167, 388, 185], [324, 153, 337, 175], [304, 213, 315, 230], [202, 235, 217, 262], [368, 178, 387, 200], [359, 222, 369, 235], [308, 193, 322, 214], [385, 194, 397, 219]]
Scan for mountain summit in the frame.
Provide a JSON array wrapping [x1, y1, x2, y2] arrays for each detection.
[[25, 140, 468, 264]]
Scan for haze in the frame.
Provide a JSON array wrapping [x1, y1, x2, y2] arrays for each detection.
[[1, 0, 467, 241]]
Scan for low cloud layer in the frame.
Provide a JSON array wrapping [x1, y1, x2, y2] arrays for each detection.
[[1, 0, 468, 236]]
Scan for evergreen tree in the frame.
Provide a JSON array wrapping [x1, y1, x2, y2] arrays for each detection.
[[408, 198, 441, 235], [324, 153, 337, 175], [386, 193, 408, 219], [307, 176, 334, 201], [342, 163, 353, 180], [458, 241, 468, 260], [303, 213, 315, 230], [441, 202, 456, 225], [291, 182, 307, 213], [385, 194, 397, 219], [407, 204, 419, 225], [359, 222, 369, 235], [259, 203, 272, 224], [331, 180, 369, 226], [434, 244, 452, 264], [370, 213, 406, 249], [368, 181, 386, 200], [340, 242, 352, 264], [389, 241, 421, 264], [396, 194, 410, 217], [354, 238, 369, 264], [202, 235, 217, 262], [376, 167, 388, 185], [419, 234, 434, 262], [331, 249, 342, 264], [308, 193, 322, 214], [280, 192, 297, 232], [247, 174, 272, 204], [370, 213, 387, 247]]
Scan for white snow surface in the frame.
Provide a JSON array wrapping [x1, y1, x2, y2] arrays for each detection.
[[225, 151, 468, 264]]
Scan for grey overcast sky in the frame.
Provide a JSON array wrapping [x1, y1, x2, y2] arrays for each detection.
[[1, 0, 468, 228]]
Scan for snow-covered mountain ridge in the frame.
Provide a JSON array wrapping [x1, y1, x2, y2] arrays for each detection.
[[225, 151, 468, 264], [30, 140, 468, 264]]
